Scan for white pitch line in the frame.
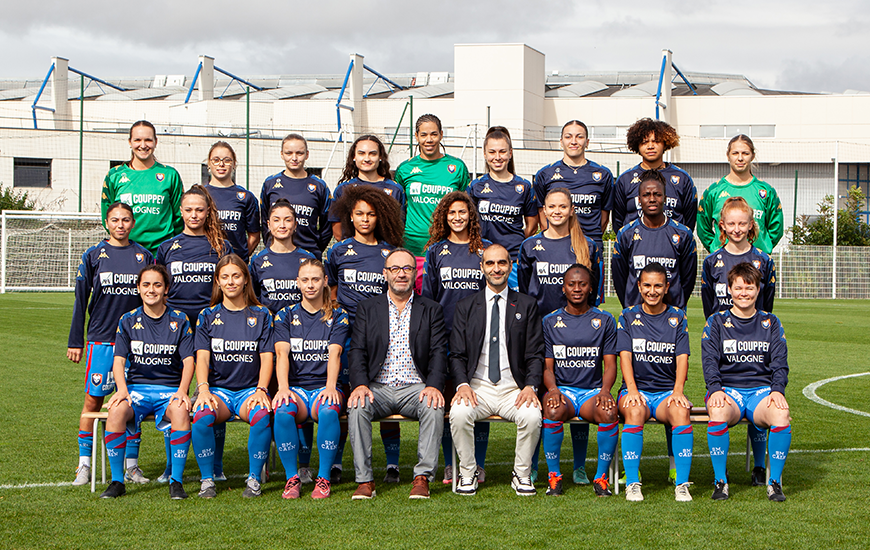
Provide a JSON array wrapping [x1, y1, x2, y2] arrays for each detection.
[[802, 372, 870, 418], [3, 448, 870, 490]]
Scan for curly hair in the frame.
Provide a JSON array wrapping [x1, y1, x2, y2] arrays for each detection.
[[425, 191, 484, 255], [338, 135, 391, 184], [625, 117, 680, 153], [334, 185, 404, 247]]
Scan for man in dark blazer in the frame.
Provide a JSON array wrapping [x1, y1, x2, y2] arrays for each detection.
[[449, 243, 544, 496], [347, 248, 448, 500]]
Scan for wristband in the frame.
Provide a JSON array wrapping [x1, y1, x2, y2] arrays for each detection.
[[256, 386, 270, 397], [196, 382, 209, 389]]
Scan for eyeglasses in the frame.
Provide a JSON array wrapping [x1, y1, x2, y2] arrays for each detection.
[[385, 265, 415, 274], [210, 157, 234, 166]]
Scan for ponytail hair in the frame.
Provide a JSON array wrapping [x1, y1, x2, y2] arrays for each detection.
[[210, 254, 261, 308], [298, 258, 336, 324], [718, 196, 759, 246], [182, 185, 227, 256], [266, 199, 298, 247], [484, 126, 515, 175], [546, 188, 591, 268], [127, 120, 157, 165]]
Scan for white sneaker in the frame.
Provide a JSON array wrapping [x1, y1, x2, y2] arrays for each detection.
[[298, 467, 314, 484], [72, 464, 90, 486], [455, 472, 478, 495], [124, 466, 150, 484], [442, 465, 453, 485], [625, 482, 644, 501], [510, 471, 536, 496], [242, 476, 261, 498], [675, 482, 692, 502], [157, 470, 171, 484], [198, 479, 216, 499]]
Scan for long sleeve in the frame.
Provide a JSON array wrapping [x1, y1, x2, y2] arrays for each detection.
[[169, 174, 184, 236], [762, 256, 776, 312], [68, 251, 93, 348], [611, 233, 629, 309], [681, 176, 699, 232], [701, 318, 723, 394], [611, 176, 627, 234], [701, 256, 715, 319], [424, 304, 448, 392], [347, 301, 370, 389], [100, 174, 114, 232], [522, 304, 545, 388], [767, 188, 785, 250], [420, 246, 439, 301], [769, 319, 789, 394], [696, 188, 716, 253], [517, 244, 532, 294], [448, 300, 471, 386], [678, 230, 698, 309]]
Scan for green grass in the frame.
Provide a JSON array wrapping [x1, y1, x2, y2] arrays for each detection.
[[2, 294, 870, 549]]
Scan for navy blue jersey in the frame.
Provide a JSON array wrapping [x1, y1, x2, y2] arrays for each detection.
[[195, 304, 274, 391], [325, 238, 394, 321], [702, 310, 788, 394], [543, 307, 617, 388], [533, 160, 613, 243], [205, 184, 261, 260], [612, 163, 698, 233], [611, 218, 697, 310], [69, 241, 153, 347], [249, 246, 317, 314], [114, 307, 194, 386], [328, 178, 406, 224], [617, 305, 691, 392], [467, 174, 537, 259], [260, 172, 332, 255], [156, 233, 230, 318], [517, 232, 601, 315], [421, 239, 489, 332], [701, 247, 776, 318], [274, 303, 350, 390]]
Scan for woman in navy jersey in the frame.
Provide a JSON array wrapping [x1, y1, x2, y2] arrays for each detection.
[[517, 187, 601, 484], [250, 199, 316, 314], [467, 126, 538, 289], [612, 170, 697, 311], [68, 202, 153, 486], [272, 259, 351, 499], [191, 254, 275, 499], [203, 141, 261, 260], [612, 118, 698, 233], [616, 262, 694, 502], [541, 264, 619, 497], [533, 120, 612, 248], [421, 190, 491, 485], [260, 134, 332, 257], [326, 184, 403, 482], [330, 135, 405, 241], [702, 262, 791, 502], [99, 265, 194, 499]]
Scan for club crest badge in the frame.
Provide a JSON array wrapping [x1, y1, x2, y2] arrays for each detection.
[[169, 321, 178, 332], [592, 172, 602, 182], [237, 191, 246, 201], [671, 175, 680, 184], [669, 317, 679, 328], [759, 189, 767, 199], [762, 318, 771, 329], [672, 234, 680, 245], [156, 173, 165, 182], [307, 183, 316, 193], [247, 317, 257, 327], [448, 165, 456, 173], [135, 253, 144, 263], [753, 260, 762, 269], [91, 373, 103, 386], [515, 184, 524, 194], [381, 249, 390, 258], [591, 318, 601, 330], [515, 313, 522, 320]]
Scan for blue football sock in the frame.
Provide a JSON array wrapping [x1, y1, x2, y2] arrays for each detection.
[[707, 421, 730, 483], [381, 423, 401, 467], [768, 425, 792, 484], [213, 422, 226, 475], [748, 423, 768, 469], [672, 425, 693, 485], [542, 420, 564, 476], [441, 420, 453, 467], [192, 408, 216, 480], [298, 423, 314, 466], [570, 423, 590, 472], [316, 401, 341, 480], [247, 405, 272, 482], [78, 430, 92, 458], [474, 422, 490, 468], [105, 431, 127, 483], [169, 429, 191, 483], [594, 422, 618, 480], [622, 424, 644, 485], [163, 430, 172, 474], [274, 401, 300, 479], [125, 428, 141, 464]]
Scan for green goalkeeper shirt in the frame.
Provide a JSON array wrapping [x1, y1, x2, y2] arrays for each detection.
[[394, 154, 470, 256], [697, 175, 784, 254]]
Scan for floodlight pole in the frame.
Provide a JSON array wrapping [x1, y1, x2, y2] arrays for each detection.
[[78, 74, 84, 212], [832, 142, 839, 299], [246, 86, 250, 190]]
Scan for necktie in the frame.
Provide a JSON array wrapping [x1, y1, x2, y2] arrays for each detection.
[[489, 295, 501, 384]]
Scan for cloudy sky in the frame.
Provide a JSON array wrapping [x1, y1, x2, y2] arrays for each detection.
[[0, 0, 867, 93]]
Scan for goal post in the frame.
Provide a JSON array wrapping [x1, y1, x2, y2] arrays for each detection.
[[1, 210, 104, 293]]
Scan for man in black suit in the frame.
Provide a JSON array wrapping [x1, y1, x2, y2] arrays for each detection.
[[347, 248, 448, 500], [449, 243, 544, 496]]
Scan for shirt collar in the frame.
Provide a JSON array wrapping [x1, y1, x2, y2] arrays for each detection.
[[387, 292, 414, 310], [485, 285, 509, 303]]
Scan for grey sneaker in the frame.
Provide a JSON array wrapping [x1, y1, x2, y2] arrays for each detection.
[[198, 479, 216, 499], [242, 476, 261, 498], [625, 482, 644, 502], [383, 465, 400, 483], [124, 466, 150, 484], [477, 466, 486, 484], [214, 471, 227, 482], [442, 464, 453, 485], [573, 467, 590, 485], [675, 482, 692, 502], [298, 467, 314, 484], [767, 481, 786, 502], [73, 464, 90, 486], [157, 469, 171, 484]]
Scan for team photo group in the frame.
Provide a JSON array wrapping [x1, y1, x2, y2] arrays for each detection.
[[68, 113, 791, 504]]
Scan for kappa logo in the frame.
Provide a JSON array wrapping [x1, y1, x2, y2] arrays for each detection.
[[631, 174, 640, 184], [759, 189, 767, 199], [553, 345, 567, 359], [343, 245, 358, 256], [135, 253, 144, 263], [714, 260, 724, 268], [100, 272, 113, 286], [273, 181, 283, 189], [671, 175, 680, 184], [448, 164, 456, 173], [669, 316, 679, 328], [440, 267, 452, 281], [536, 262, 549, 277], [156, 173, 165, 182], [719, 190, 730, 198], [132, 318, 144, 329], [307, 183, 316, 193], [631, 318, 644, 326], [247, 316, 257, 327], [554, 317, 567, 328], [131, 340, 144, 355], [169, 321, 178, 332], [592, 172, 602, 182], [170, 241, 182, 251], [119, 174, 130, 184], [212, 314, 223, 326], [723, 339, 737, 354], [263, 279, 276, 292], [290, 338, 304, 353], [532, 240, 545, 251], [171, 262, 184, 276], [261, 258, 273, 268], [591, 318, 601, 330], [291, 315, 301, 326], [762, 318, 771, 329], [478, 200, 491, 214], [237, 191, 246, 201], [98, 249, 110, 259], [515, 184, 524, 194], [632, 232, 643, 241], [439, 244, 451, 256], [344, 269, 357, 283], [632, 338, 646, 353], [120, 193, 132, 204], [211, 338, 224, 353], [340, 317, 349, 325], [410, 167, 423, 175], [549, 172, 563, 181], [716, 283, 728, 297], [671, 234, 680, 245], [724, 319, 734, 328], [633, 255, 646, 269], [481, 183, 493, 194]]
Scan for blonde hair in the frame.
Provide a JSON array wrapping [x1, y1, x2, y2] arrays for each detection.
[[718, 196, 759, 246], [298, 258, 336, 324], [546, 188, 591, 268]]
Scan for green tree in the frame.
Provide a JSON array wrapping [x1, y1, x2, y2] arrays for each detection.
[[791, 186, 870, 246], [0, 184, 36, 211]]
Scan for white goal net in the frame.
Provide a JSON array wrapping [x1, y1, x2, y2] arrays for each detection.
[[1, 211, 105, 292]]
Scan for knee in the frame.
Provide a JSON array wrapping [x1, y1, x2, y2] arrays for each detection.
[[620, 405, 644, 425], [594, 407, 617, 425], [274, 403, 298, 427], [318, 403, 340, 424], [516, 407, 542, 430], [249, 406, 271, 429], [544, 403, 568, 422], [193, 408, 216, 431], [449, 403, 473, 424]]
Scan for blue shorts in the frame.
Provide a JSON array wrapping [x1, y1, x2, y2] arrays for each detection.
[[558, 386, 600, 417], [619, 389, 673, 421], [129, 384, 177, 432], [212, 387, 258, 418], [291, 386, 345, 414], [84, 342, 116, 397], [707, 386, 771, 427], [509, 261, 519, 292]]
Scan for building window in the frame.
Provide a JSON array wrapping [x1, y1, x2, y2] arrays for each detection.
[[840, 163, 870, 223], [701, 125, 775, 139], [13, 158, 52, 188]]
